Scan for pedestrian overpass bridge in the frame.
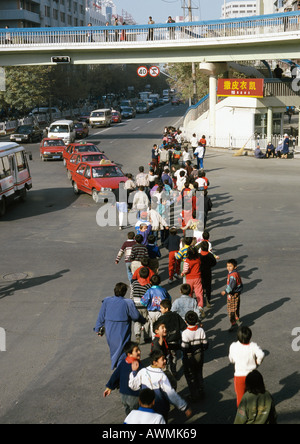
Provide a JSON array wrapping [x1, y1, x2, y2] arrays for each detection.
[[1, 11, 300, 67]]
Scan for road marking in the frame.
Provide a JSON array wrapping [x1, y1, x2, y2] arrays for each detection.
[[94, 127, 112, 135], [132, 127, 140, 131], [147, 120, 153, 124]]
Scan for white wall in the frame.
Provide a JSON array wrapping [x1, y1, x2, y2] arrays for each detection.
[[183, 96, 257, 149]]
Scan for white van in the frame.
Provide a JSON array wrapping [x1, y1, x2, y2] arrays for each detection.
[[0, 142, 32, 216], [89, 109, 112, 128], [47, 120, 76, 144]]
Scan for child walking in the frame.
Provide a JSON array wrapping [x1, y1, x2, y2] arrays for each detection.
[[103, 341, 142, 415], [181, 246, 204, 313], [221, 259, 243, 331], [181, 311, 208, 401], [129, 349, 192, 423], [163, 226, 181, 284], [229, 326, 265, 407]]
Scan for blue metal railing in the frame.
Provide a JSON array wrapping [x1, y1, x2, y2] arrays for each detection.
[[0, 11, 300, 47]]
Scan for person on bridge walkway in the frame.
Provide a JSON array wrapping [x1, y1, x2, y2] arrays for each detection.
[[167, 16, 176, 40], [147, 17, 155, 41], [94, 282, 146, 369], [114, 17, 119, 41]]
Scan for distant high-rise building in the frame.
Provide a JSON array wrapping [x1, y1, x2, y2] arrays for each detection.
[[221, 0, 289, 18], [221, 1, 257, 18]]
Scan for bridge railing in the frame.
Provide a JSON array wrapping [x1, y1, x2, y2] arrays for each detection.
[[1, 11, 300, 48]]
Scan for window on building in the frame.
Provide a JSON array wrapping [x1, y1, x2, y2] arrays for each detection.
[[45, 6, 50, 18]]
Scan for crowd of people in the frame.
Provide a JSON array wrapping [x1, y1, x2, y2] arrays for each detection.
[[94, 127, 277, 425]]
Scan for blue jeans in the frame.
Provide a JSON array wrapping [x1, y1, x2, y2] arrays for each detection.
[[125, 262, 133, 282], [197, 157, 204, 169]]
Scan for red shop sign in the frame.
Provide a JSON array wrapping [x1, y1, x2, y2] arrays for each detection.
[[217, 78, 264, 98]]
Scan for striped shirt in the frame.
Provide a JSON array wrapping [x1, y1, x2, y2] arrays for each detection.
[[115, 239, 136, 263], [129, 244, 149, 262], [175, 244, 189, 261], [131, 281, 152, 307], [181, 326, 208, 351]]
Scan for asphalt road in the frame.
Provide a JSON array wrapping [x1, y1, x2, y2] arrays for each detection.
[[0, 102, 300, 425]]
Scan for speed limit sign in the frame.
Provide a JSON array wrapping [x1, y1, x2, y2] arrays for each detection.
[[137, 66, 148, 77], [149, 66, 160, 77]]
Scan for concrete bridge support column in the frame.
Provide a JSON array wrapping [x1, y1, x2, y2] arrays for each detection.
[[199, 62, 228, 147], [209, 75, 217, 147]]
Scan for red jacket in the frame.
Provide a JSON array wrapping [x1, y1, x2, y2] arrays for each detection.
[[182, 257, 201, 279]]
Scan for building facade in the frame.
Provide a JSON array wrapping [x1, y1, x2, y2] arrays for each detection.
[[0, 0, 135, 29], [221, 0, 287, 18], [222, 1, 257, 18]]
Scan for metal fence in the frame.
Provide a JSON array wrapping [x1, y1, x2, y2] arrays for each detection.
[[0, 11, 300, 48]]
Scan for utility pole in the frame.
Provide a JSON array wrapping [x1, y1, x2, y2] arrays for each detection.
[[187, 0, 197, 103]]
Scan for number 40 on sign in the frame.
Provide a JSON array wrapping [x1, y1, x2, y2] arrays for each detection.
[[137, 66, 160, 78], [137, 66, 148, 77]]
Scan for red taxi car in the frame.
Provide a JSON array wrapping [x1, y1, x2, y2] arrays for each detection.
[[40, 137, 66, 161], [111, 110, 122, 124], [63, 142, 100, 166], [66, 151, 108, 180], [71, 161, 127, 202]]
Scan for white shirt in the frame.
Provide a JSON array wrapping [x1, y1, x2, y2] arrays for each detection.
[[190, 136, 198, 148], [196, 177, 206, 188], [229, 341, 265, 377], [174, 168, 187, 180], [129, 366, 187, 412], [194, 146, 204, 158], [182, 150, 192, 162], [132, 190, 149, 210], [124, 408, 166, 424]]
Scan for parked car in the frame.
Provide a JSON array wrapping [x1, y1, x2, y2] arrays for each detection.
[[120, 100, 132, 110], [77, 115, 90, 124], [121, 107, 136, 119], [146, 99, 154, 110], [71, 161, 127, 202], [74, 121, 89, 138], [136, 102, 150, 113], [40, 137, 66, 161], [171, 97, 181, 106], [63, 142, 101, 166], [66, 151, 108, 180], [111, 110, 122, 123], [10, 124, 43, 143]]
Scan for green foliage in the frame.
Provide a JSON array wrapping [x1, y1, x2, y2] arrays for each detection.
[[165, 63, 209, 102], [1, 66, 51, 112]]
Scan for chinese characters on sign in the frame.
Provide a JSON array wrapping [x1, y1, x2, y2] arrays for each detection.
[[217, 78, 264, 98]]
